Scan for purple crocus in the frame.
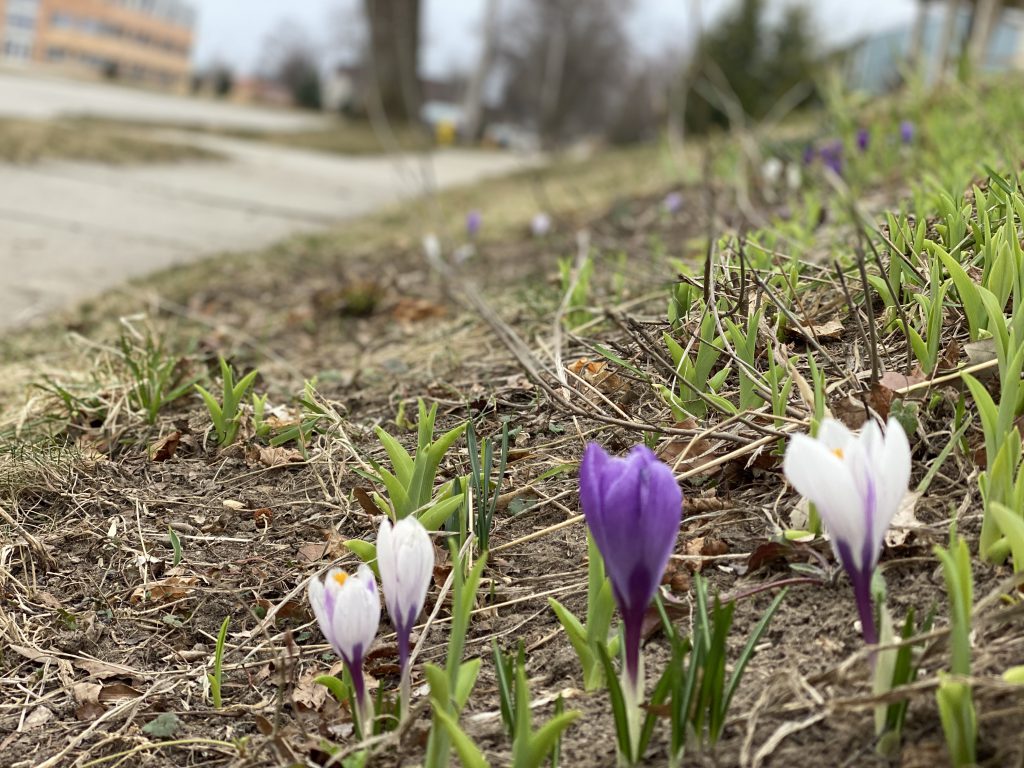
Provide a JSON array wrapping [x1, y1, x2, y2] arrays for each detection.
[[802, 143, 816, 166], [899, 120, 914, 145], [782, 418, 911, 644], [819, 140, 844, 177], [856, 127, 870, 152], [580, 443, 683, 692], [308, 564, 381, 724], [662, 191, 683, 215], [466, 210, 482, 238]]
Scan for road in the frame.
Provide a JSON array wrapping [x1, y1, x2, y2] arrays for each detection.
[[0, 73, 536, 327]]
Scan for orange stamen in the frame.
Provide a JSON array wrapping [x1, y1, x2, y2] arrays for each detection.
[[832, 448, 844, 459], [332, 572, 349, 587]]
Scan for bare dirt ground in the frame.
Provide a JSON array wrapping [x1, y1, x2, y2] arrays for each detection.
[[1, 159, 1022, 767]]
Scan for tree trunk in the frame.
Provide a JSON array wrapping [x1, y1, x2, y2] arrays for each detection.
[[461, 0, 501, 142], [364, 0, 421, 123]]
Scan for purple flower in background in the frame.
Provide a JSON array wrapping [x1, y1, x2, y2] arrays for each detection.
[[782, 418, 911, 644], [580, 443, 682, 692], [466, 209, 482, 238], [802, 143, 816, 166], [819, 140, 844, 176], [856, 127, 870, 152], [900, 120, 914, 145], [662, 191, 683, 214]]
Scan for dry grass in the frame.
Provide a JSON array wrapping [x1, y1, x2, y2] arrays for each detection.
[[0, 118, 222, 165]]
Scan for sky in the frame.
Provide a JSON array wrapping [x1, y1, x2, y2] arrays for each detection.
[[190, 0, 921, 77]]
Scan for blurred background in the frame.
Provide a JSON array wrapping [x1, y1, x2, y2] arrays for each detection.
[[1, 0, 1021, 326]]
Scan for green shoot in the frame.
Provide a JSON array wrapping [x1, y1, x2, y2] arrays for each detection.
[[548, 533, 619, 691], [194, 357, 259, 448], [208, 616, 230, 709]]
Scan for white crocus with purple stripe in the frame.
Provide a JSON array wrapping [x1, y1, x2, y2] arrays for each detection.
[[783, 418, 911, 643], [377, 516, 434, 715], [308, 564, 380, 723]]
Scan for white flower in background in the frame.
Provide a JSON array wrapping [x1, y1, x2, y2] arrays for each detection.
[[762, 156, 784, 185], [782, 418, 911, 643], [531, 211, 552, 237], [786, 162, 802, 191]]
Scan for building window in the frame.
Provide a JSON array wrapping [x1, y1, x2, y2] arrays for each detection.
[[6, 13, 36, 29]]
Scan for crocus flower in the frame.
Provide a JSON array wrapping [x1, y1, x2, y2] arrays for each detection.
[[531, 211, 552, 237], [802, 143, 815, 166], [856, 127, 870, 152], [308, 564, 381, 723], [762, 156, 784, 185], [662, 191, 683, 214], [782, 418, 911, 644], [819, 140, 844, 177], [580, 443, 682, 695], [899, 120, 914, 145], [466, 210, 482, 238], [376, 516, 434, 679]]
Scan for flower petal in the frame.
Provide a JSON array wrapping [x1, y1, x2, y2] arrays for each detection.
[[783, 432, 867, 568], [817, 419, 853, 452]]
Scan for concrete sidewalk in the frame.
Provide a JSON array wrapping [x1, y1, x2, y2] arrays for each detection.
[[0, 136, 534, 327]]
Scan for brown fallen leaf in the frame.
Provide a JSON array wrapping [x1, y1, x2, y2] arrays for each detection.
[[658, 419, 717, 475], [869, 370, 926, 420], [885, 490, 924, 548], [253, 507, 273, 525], [23, 706, 54, 730], [296, 542, 328, 564], [129, 575, 199, 604], [682, 536, 729, 573], [256, 446, 305, 469], [73, 682, 104, 722], [566, 358, 633, 405], [150, 431, 181, 462], [391, 297, 446, 323], [790, 317, 844, 342]]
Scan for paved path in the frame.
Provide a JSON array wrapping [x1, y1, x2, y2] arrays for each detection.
[[0, 74, 536, 327], [0, 67, 325, 130]]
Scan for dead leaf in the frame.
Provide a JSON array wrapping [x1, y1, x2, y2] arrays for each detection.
[[391, 297, 446, 323], [222, 499, 245, 511], [831, 394, 869, 429], [256, 446, 304, 469], [73, 658, 137, 680], [353, 487, 380, 517], [869, 371, 926, 420], [23, 706, 54, 730], [566, 358, 633, 405], [791, 317, 844, 341], [150, 432, 181, 462], [253, 507, 273, 525], [73, 682, 104, 721], [99, 682, 143, 702], [130, 575, 199, 604], [939, 339, 961, 371], [293, 662, 344, 712], [682, 537, 729, 573], [885, 490, 924, 548], [296, 542, 328, 564], [658, 419, 717, 475]]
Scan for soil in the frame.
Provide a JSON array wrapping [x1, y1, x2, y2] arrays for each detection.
[[2, 182, 1023, 768]]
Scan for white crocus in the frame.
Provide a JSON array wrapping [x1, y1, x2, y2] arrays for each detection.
[[783, 418, 911, 643], [531, 211, 552, 237], [377, 516, 434, 716], [308, 563, 380, 722], [377, 516, 434, 664]]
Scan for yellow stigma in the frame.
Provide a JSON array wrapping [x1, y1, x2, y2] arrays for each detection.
[[332, 572, 349, 587], [832, 448, 844, 459]]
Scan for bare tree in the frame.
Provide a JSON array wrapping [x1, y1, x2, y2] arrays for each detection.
[[498, 0, 634, 146], [260, 21, 323, 110], [462, 0, 501, 142], [364, 0, 421, 123]]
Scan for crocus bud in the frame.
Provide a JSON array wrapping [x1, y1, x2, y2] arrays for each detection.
[[376, 516, 434, 673], [899, 120, 914, 145], [662, 191, 683, 214], [856, 127, 870, 152], [580, 443, 682, 691], [783, 418, 911, 643], [308, 564, 380, 719], [466, 210, 482, 238]]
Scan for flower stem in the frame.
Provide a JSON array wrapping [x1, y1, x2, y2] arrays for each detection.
[[398, 630, 411, 721], [621, 616, 645, 763]]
